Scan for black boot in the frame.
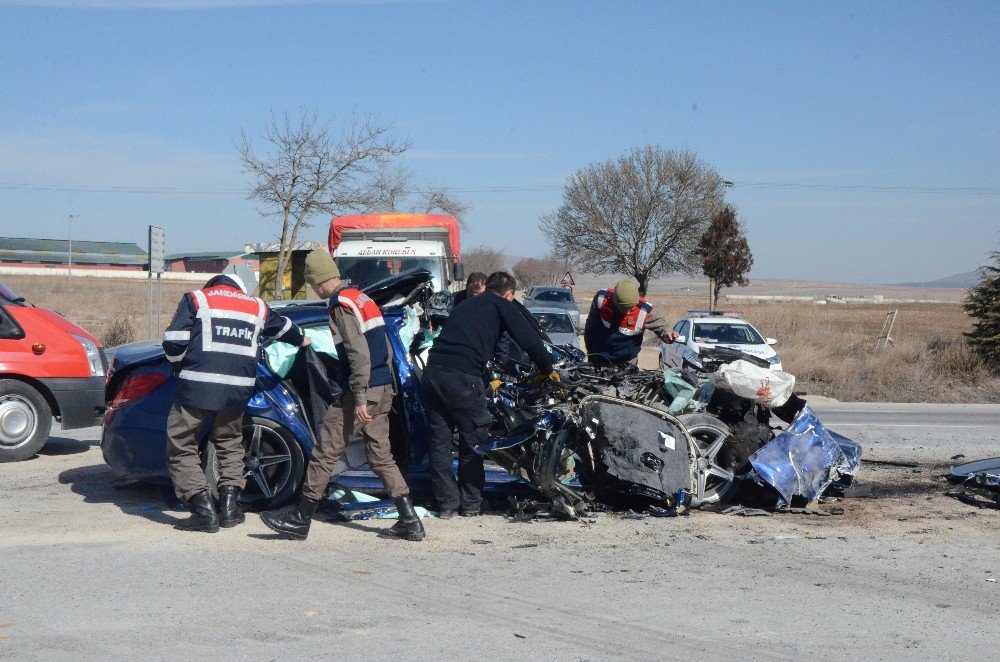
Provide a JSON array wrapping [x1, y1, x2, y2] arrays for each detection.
[[386, 494, 426, 541], [175, 490, 219, 533], [259, 497, 319, 540], [218, 485, 246, 528]]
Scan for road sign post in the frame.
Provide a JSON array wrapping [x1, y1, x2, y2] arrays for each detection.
[[148, 226, 166, 339]]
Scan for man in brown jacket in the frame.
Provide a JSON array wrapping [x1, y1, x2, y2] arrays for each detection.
[[259, 250, 424, 541]]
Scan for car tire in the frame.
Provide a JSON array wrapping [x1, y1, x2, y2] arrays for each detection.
[[202, 416, 305, 512], [676, 413, 737, 507], [0, 379, 53, 463]]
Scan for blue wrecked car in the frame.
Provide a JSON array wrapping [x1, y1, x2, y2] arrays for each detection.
[[102, 269, 861, 516]]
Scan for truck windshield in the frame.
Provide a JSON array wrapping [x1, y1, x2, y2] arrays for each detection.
[[0, 282, 25, 306], [337, 257, 443, 290]]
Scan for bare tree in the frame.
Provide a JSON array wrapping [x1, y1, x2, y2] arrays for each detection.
[[699, 204, 754, 309], [419, 184, 470, 226], [238, 111, 406, 299], [463, 245, 506, 277], [367, 163, 411, 213], [512, 254, 562, 290], [542, 146, 725, 295], [365, 165, 471, 229]]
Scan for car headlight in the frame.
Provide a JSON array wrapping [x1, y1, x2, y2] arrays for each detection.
[[765, 355, 782, 365], [72, 333, 105, 377]]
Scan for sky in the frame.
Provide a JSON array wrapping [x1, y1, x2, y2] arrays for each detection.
[[0, 0, 997, 284]]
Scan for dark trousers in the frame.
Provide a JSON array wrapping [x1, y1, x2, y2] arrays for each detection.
[[166, 403, 244, 502], [422, 365, 491, 511]]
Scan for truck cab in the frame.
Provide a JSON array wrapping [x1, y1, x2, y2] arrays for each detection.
[[329, 213, 463, 292], [335, 237, 451, 292], [0, 281, 107, 462]]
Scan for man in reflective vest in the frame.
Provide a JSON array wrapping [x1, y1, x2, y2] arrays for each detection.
[[583, 279, 679, 367], [260, 250, 425, 542], [162, 274, 308, 533]]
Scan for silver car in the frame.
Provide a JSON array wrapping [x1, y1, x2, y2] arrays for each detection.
[[523, 286, 580, 329], [526, 306, 580, 349]]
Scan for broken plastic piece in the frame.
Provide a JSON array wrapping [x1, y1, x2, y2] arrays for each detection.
[[748, 405, 861, 504], [662, 370, 696, 413]]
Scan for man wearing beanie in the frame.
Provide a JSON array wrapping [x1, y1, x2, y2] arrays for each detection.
[[583, 279, 679, 367], [259, 249, 425, 542]]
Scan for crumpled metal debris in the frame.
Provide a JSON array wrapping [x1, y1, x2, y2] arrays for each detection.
[[748, 405, 862, 505], [720, 505, 772, 517], [947, 457, 1000, 509], [950, 457, 1000, 488]]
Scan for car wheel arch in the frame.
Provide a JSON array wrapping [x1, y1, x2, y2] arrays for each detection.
[[0, 373, 60, 418]]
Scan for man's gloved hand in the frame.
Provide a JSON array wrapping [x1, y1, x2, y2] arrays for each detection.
[[537, 371, 561, 385]]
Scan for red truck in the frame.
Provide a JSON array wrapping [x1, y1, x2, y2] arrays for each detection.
[[329, 213, 463, 292], [0, 281, 106, 462]]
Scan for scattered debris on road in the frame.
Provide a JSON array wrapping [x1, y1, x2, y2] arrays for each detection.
[[947, 457, 1000, 510]]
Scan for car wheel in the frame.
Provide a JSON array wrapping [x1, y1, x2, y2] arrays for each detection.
[[203, 416, 305, 511], [0, 380, 53, 463], [676, 413, 736, 506]]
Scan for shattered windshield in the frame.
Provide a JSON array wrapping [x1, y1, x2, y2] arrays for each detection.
[[532, 312, 575, 333], [692, 323, 764, 345], [532, 289, 573, 303]]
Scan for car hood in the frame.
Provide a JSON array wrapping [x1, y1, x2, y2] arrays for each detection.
[[363, 268, 434, 309], [694, 342, 777, 360], [18, 307, 101, 346], [546, 332, 578, 347]]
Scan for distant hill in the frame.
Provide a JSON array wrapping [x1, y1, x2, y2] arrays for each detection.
[[895, 271, 981, 289]]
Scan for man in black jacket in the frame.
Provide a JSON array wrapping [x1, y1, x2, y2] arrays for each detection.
[[162, 274, 308, 533], [422, 271, 556, 517]]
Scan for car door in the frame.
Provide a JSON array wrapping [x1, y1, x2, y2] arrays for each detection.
[[663, 320, 689, 369]]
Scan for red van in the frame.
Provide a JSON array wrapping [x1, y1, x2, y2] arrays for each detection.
[[0, 281, 106, 462]]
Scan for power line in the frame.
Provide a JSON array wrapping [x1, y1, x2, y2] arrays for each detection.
[[1, 180, 998, 196]]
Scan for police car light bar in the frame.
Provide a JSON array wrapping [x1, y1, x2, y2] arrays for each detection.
[[687, 310, 743, 318]]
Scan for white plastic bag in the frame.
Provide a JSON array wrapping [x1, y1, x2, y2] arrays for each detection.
[[710, 359, 795, 407]]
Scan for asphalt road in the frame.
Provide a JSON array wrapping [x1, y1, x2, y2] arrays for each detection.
[[2, 404, 998, 661]]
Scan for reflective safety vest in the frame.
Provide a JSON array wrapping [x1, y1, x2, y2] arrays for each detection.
[[329, 287, 394, 391], [587, 288, 654, 364], [163, 275, 303, 411]]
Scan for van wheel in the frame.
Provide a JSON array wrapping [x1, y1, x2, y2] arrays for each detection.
[[0, 380, 53, 462]]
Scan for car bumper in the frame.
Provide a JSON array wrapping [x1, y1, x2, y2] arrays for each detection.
[[40, 376, 106, 429]]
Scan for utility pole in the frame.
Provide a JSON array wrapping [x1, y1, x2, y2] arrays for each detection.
[[67, 214, 78, 279]]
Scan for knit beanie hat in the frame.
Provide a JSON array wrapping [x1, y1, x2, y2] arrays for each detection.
[[304, 249, 340, 286]]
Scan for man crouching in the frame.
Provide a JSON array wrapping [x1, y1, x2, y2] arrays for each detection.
[[260, 250, 424, 542]]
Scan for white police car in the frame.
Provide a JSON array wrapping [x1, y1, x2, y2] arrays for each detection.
[[659, 311, 782, 371]]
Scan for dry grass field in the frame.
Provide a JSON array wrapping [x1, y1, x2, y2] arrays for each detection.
[[3, 274, 996, 403], [3, 274, 193, 346], [582, 290, 999, 404]]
